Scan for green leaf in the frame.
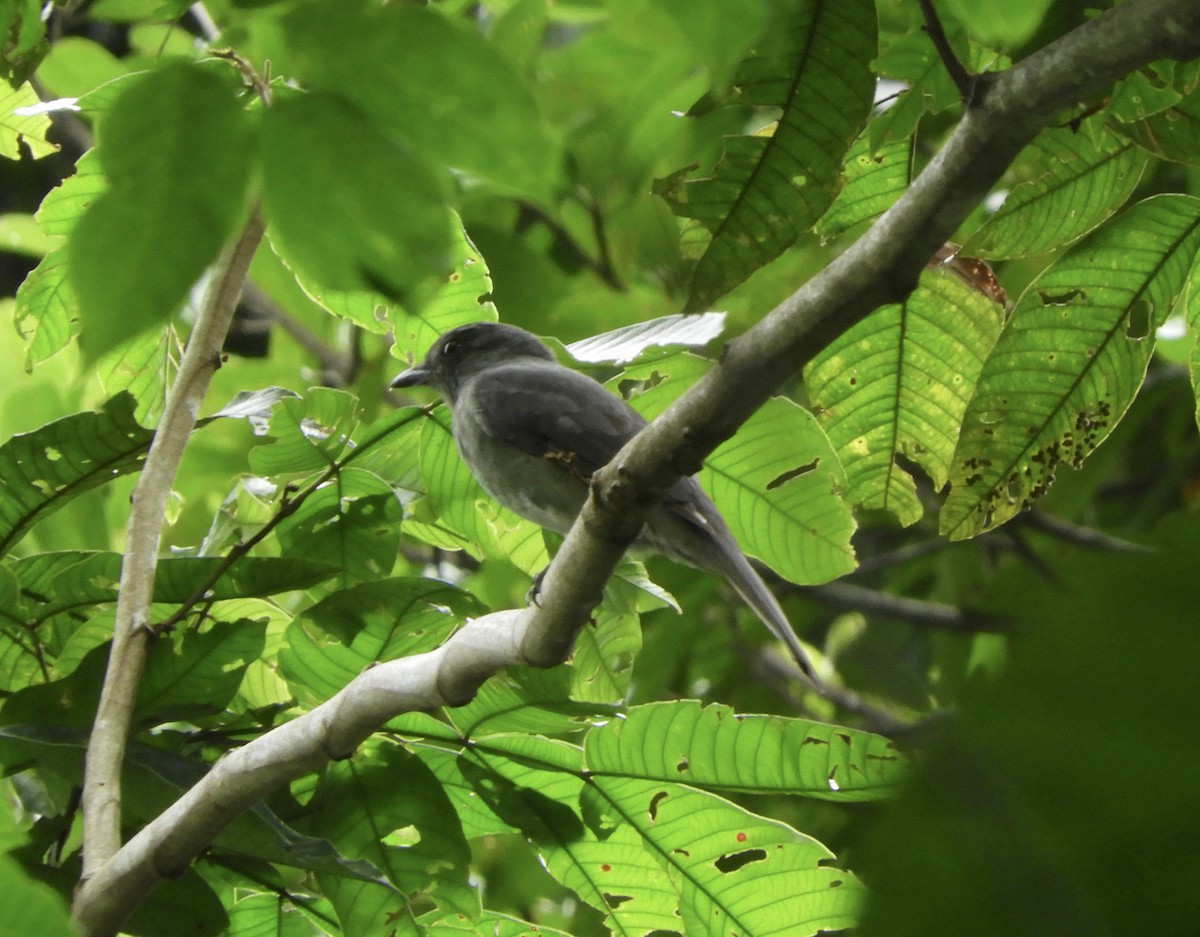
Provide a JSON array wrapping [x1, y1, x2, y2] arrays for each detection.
[[299, 744, 472, 922], [261, 91, 456, 302], [941, 195, 1200, 539], [68, 62, 254, 359], [586, 701, 905, 801], [137, 618, 268, 723], [662, 0, 877, 310], [275, 467, 404, 588], [806, 268, 1006, 525], [280, 579, 471, 703], [1116, 84, 1200, 166], [587, 776, 865, 935], [941, 0, 1051, 49], [0, 82, 57, 159], [13, 250, 78, 370], [869, 31, 964, 150], [967, 122, 1149, 259], [449, 667, 608, 738], [36, 149, 107, 238], [817, 134, 912, 240], [249, 387, 360, 476], [619, 352, 857, 584], [256, 0, 559, 201], [0, 392, 152, 556]]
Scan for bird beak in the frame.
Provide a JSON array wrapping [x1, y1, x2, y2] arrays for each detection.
[[390, 365, 431, 389]]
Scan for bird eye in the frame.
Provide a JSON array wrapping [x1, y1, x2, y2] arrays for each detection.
[[441, 339, 458, 357]]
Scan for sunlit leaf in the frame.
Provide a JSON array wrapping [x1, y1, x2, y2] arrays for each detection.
[[586, 700, 905, 801], [942, 195, 1200, 539], [0, 82, 57, 159], [817, 134, 912, 240], [806, 269, 1005, 525]]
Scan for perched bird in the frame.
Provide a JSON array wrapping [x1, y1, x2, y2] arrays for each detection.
[[391, 321, 817, 682]]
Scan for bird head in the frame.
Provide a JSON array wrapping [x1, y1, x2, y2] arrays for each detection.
[[390, 321, 555, 403]]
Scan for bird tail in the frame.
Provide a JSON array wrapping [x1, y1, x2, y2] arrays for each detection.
[[721, 548, 821, 686]]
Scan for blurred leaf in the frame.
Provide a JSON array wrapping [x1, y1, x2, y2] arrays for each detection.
[[261, 91, 456, 303], [0, 392, 152, 556], [941, 0, 1050, 49], [807, 269, 1005, 525], [586, 700, 905, 801], [68, 62, 254, 359], [967, 122, 1148, 259], [0, 854, 76, 937], [35, 36, 128, 98], [869, 32, 963, 150], [858, 513, 1200, 937], [565, 311, 726, 363], [256, 0, 559, 200], [661, 0, 877, 310], [942, 195, 1200, 538]]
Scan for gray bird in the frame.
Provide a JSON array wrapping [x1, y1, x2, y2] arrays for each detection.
[[391, 321, 817, 683]]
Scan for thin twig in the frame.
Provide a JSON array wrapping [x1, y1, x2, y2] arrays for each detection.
[[917, 0, 975, 101], [1019, 510, 1155, 552], [803, 582, 1006, 633]]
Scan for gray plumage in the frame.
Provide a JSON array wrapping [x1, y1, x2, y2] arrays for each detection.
[[391, 321, 817, 682]]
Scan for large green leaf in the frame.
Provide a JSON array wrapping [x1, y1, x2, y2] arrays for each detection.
[[274, 467, 403, 589], [68, 62, 254, 359], [586, 776, 864, 936], [806, 269, 1006, 526], [661, 0, 877, 310], [13, 250, 77, 371], [256, 0, 559, 201], [966, 122, 1149, 259], [249, 387, 360, 476], [0, 392, 152, 556], [298, 743, 472, 927], [585, 700, 905, 802], [261, 91, 456, 302], [941, 195, 1200, 539]]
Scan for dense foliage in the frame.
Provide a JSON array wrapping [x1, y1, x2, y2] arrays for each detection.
[[2, 1, 1199, 935]]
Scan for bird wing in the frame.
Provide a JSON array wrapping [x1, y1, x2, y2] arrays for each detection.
[[469, 362, 647, 481]]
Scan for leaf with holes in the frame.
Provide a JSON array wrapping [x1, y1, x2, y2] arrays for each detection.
[[941, 195, 1200, 539], [0, 392, 153, 556], [587, 776, 865, 936], [817, 133, 912, 240], [806, 268, 1005, 526], [660, 0, 876, 310], [586, 700, 905, 802]]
